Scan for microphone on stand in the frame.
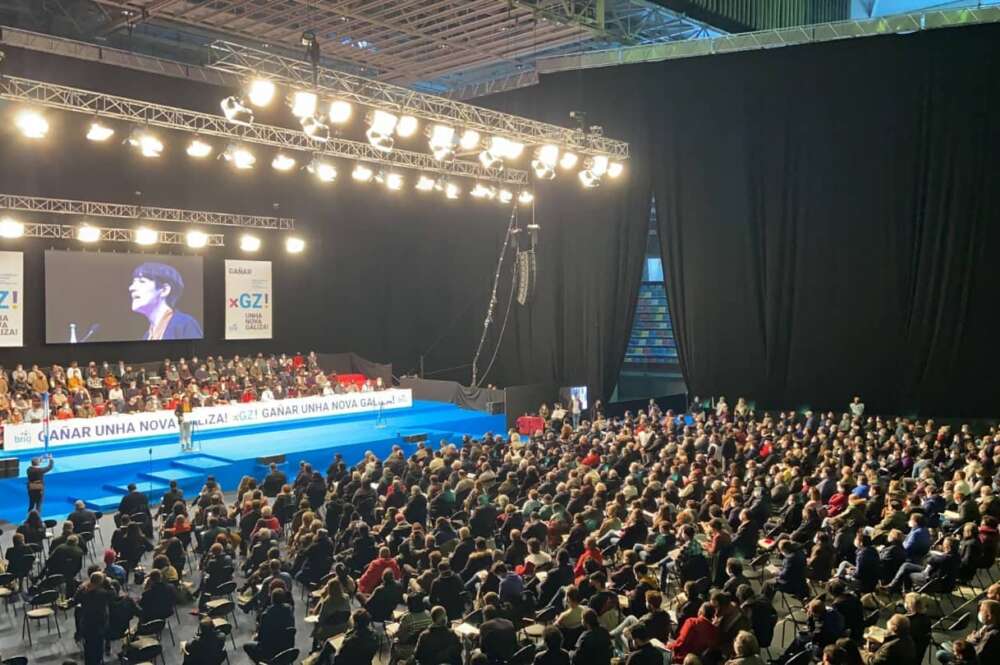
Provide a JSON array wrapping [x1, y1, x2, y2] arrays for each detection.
[[79, 324, 100, 343]]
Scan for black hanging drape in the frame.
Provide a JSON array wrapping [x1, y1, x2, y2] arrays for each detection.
[[644, 24, 1000, 415]]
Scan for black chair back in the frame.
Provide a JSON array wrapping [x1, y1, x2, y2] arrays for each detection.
[[267, 647, 299, 665], [138, 618, 166, 637]]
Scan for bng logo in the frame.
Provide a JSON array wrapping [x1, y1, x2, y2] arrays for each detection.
[[0, 290, 19, 309], [229, 293, 269, 309]]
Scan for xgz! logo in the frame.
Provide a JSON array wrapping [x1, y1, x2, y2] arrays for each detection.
[[228, 293, 269, 309], [0, 290, 19, 309]]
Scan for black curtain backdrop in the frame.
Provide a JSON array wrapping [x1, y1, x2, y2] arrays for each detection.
[[485, 23, 999, 416], [0, 46, 649, 400]]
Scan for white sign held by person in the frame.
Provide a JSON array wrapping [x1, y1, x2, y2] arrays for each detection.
[[0, 252, 23, 347], [225, 260, 272, 339], [3, 388, 413, 451]]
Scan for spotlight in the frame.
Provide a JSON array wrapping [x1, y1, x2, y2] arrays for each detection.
[[428, 124, 458, 161], [479, 136, 522, 170], [518, 190, 535, 205], [531, 144, 559, 180], [366, 110, 398, 152], [127, 128, 163, 158], [498, 189, 514, 204], [0, 217, 24, 239], [559, 152, 579, 170], [352, 163, 374, 183], [240, 234, 261, 252], [459, 129, 481, 151], [307, 158, 337, 183], [286, 237, 306, 253], [15, 109, 48, 139], [384, 173, 404, 191], [444, 182, 461, 200], [247, 78, 276, 107], [290, 91, 318, 118], [134, 227, 158, 245], [415, 175, 436, 192], [607, 161, 624, 178], [479, 150, 503, 170], [301, 115, 330, 142], [396, 115, 419, 138], [579, 170, 601, 188], [186, 230, 208, 248], [187, 137, 213, 158], [221, 96, 254, 125], [86, 119, 115, 142], [589, 155, 610, 177], [328, 100, 353, 124], [300, 31, 317, 48], [470, 183, 497, 200], [77, 224, 101, 243], [222, 143, 256, 170], [272, 153, 297, 171]]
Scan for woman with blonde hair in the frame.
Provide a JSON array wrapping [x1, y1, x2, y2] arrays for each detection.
[[725, 630, 765, 665]]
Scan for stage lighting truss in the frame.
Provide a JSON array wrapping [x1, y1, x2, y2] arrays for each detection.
[[0, 193, 295, 231], [0, 219, 225, 246], [0, 75, 528, 186], [207, 40, 629, 161]]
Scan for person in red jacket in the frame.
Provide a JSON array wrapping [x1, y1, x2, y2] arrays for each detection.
[[574, 537, 604, 581], [358, 547, 402, 596], [668, 602, 718, 662]]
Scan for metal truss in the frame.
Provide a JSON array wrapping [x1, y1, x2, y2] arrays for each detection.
[[207, 40, 630, 160], [538, 4, 1000, 71], [0, 193, 295, 230], [0, 75, 531, 186], [20, 222, 226, 246]]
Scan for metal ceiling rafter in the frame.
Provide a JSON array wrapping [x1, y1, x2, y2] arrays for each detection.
[[0, 193, 295, 230], [0, 75, 531, 185], [206, 40, 631, 159]]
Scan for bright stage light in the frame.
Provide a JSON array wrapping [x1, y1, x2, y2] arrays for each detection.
[[77, 224, 101, 243], [186, 230, 208, 248], [187, 137, 213, 158], [559, 152, 579, 170], [366, 110, 398, 152], [428, 124, 458, 161], [290, 91, 318, 118], [134, 227, 158, 245], [470, 183, 496, 200], [498, 189, 514, 204], [15, 109, 48, 139], [579, 170, 601, 188], [479, 150, 503, 170], [222, 144, 256, 170], [479, 136, 522, 170], [351, 163, 374, 183], [531, 144, 559, 180], [607, 161, 624, 178], [240, 234, 261, 252], [444, 182, 461, 200], [86, 120, 115, 142], [328, 100, 353, 124], [459, 129, 481, 151], [589, 155, 609, 177], [415, 175, 436, 192], [128, 128, 163, 158], [396, 115, 419, 138], [271, 153, 297, 171], [301, 116, 330, 142], [0, 217, 24, 239], [518, 190, 534, 205], [307, 158, 337, 183], [221, 96, 254, 125], [247, 78, 276, 107], [286, 237, 305, 253], [384, 172, 404, 191]]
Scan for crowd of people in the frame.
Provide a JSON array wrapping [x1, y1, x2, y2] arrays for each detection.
[[5, 395, 1000, 665], [0, 351, 388, 430]]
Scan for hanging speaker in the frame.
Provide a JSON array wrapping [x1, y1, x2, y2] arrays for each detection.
[[516, 250, 531, 305]]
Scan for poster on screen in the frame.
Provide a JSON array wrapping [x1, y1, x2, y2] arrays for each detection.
[[0, 252, 23, 347], [2, 388, 413, 451], [225, 259, 272, 340]]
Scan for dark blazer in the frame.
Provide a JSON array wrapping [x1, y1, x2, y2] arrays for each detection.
[[155, 310, 203, 341], [429, 570, 465, 620], [777, 549, 808, 598], [415, 625, 463, 665], [870, 635, 917, 665], [572, 627, 614, 665]]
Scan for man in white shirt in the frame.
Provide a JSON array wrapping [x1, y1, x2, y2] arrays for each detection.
[[260, 386, 275, 401], [850, 396, 865, 418]]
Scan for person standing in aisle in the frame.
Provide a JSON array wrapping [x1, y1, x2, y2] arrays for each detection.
[[26, 454, 54, 514]]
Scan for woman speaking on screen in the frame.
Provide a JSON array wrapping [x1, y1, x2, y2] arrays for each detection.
[[128, 262, 204, 340]]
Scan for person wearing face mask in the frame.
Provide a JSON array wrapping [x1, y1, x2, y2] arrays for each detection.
[[936, 600, 1000, 663]]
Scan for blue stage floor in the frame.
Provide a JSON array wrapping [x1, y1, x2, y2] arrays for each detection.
[[0, 400, 505, 525]]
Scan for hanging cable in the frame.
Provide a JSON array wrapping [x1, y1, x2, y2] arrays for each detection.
[[476, 251, 518, 388], [471, 204, 518, 387]]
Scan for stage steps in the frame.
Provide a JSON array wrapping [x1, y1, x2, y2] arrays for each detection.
[[75, 495, 129, 512]]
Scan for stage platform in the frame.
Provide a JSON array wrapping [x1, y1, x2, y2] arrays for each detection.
[[0, 400, 505, 525]]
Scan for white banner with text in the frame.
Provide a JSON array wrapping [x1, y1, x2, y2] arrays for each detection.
[[0, 251, 23, 347], [225, 259, 272, 339], [3, 388, 412, 451]]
